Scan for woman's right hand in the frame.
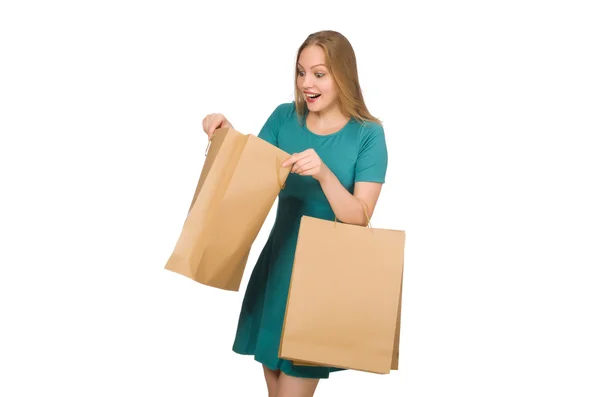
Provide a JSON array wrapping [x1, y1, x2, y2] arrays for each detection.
[[202, 113, 233, 140]]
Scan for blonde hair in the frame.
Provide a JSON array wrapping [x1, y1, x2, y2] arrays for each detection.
[[294, 30, 381, 125]]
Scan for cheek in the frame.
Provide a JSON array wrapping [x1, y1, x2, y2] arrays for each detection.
[[322, 80, 336, 97]]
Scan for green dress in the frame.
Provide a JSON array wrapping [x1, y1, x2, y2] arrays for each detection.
[[232, 102, 388, 379]]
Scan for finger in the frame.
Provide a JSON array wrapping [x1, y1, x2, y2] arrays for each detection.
[[282, 153, 299, 167], [292, 157, 312, 173], [284, 149, 312, 167], [209, 118, 223, 135], [204, 119, 215, 139], [298, 164, 319, 176], [206, 119, 215, 139], [288, 151, 312, 165], [297, 149, 313, 159]]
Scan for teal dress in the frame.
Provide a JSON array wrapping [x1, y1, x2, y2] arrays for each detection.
[[232, 102, 388, 379]]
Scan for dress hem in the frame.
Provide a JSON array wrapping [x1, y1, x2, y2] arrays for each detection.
[[232, 346, 340, 379]]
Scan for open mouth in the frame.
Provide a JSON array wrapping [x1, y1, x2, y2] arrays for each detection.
[[306, 93, 321, 102]]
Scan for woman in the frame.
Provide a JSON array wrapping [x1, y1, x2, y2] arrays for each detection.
[[201, 30, 388, 397]]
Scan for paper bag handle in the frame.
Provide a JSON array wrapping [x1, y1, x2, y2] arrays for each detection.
[[205, 135, 213, 156]]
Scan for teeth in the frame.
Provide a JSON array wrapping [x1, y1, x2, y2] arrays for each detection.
[[307, 93, 319, 98]]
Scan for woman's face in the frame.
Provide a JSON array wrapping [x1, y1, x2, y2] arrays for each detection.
[[297, 45, 338, 114]]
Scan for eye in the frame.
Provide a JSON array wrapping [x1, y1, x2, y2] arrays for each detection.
[[315, 73, 325, 78], [297, 70, 305, 77]]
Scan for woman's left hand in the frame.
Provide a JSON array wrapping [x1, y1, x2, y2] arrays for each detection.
[[281, 149, 331, 182]]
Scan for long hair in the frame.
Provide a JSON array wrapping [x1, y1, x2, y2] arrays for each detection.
[[294, 30, 381, 124]]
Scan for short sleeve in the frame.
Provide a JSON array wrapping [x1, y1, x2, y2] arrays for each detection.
[[354, 123, 388, 183], [257, 102, 293, 147]]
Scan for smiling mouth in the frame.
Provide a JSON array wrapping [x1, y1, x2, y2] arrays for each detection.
[[305, 93, 321, 103]]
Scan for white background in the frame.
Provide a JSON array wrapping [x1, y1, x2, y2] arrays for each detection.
[[1, 0, 599, 396]]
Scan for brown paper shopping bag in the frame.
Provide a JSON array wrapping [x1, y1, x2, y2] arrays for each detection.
[[164, 127, 291, 291], [291, 286, 403, 371], [279, 211, 405, 374]]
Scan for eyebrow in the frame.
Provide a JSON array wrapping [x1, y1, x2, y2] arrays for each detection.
[[297, 63, 327, 69]]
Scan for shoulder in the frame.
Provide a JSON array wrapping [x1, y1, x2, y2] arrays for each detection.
[[356, 120, 386, 146], [258, 101, 298, 145], [270, 101, 297, 120], [358, 120, 384, 134]]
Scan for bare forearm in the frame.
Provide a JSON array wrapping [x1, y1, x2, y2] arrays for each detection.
[[281, 149, 374, 225], [318, 167, 367, 226]]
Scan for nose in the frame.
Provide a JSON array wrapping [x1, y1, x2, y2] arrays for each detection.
[[299, 73, 313, 90]]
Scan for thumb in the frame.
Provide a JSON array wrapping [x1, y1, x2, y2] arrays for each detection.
[[209, 119, 224, 135], [281, 154, 296, 167]]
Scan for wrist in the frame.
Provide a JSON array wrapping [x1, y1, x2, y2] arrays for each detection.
[[317, 165, 334, 184]]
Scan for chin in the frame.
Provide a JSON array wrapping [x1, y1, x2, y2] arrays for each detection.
[[307, 100, 330, 113]]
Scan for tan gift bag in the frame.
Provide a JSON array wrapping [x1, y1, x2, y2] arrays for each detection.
[[279, 209, 405, 374], [164, 127, 291, 291]]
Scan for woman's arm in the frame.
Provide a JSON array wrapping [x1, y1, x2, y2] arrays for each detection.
[[318, 169, 382, 225], [281, 149, 382, 226]]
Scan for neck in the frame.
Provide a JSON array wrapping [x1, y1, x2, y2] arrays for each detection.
[[308, 104, 349, 127]]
